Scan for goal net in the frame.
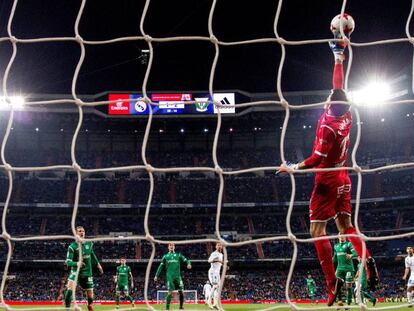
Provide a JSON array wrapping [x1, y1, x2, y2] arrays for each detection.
[[156, 290, 198, 304], [1, 0, 414, 311]]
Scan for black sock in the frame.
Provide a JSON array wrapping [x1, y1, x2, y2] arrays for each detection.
[[64, 289, 72, 308], [179, 291, 184, 308]]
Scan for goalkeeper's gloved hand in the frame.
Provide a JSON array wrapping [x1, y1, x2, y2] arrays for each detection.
[[276, 161, 298, 175], [329, 34, 347, 61]]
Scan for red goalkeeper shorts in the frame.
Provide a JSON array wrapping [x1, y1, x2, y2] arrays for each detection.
[[309, 171, 351, 222]]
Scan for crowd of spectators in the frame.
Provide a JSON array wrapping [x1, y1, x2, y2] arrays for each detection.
[[1, 170, 414, 208], [0, 234, 410, 263], [1, 110, 414, 303], [0, 198, 411, 238], [2, 145, 414, 173], [3, 270, 61, 301], [1, 266, 408, 302], [2, 104, 414, 170]]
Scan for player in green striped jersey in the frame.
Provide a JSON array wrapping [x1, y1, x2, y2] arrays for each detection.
[[333, 234, 357, 306], [64, 226, 103, 311], [114, 257, 135, 309], [154, 243, 192, 310]]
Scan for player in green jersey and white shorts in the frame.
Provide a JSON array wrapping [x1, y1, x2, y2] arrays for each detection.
[[64, 226, 103, 311]]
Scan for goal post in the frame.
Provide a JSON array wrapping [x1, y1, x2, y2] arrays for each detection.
[[156, 290, 198, 304]]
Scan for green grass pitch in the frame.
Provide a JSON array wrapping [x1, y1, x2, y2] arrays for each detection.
[[6, 303, 414, 310]]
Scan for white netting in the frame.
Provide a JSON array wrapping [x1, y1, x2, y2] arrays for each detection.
[[1, 0, 414, 310]]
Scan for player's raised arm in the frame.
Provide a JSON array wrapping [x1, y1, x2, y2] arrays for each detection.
[[329, 35, 346, 88], [277, 33, 348, 174]]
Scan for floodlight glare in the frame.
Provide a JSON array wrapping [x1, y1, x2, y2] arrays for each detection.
[[10, 96, 25, 109], [349, 82, 391, 105], [0, 96, 25, 110]]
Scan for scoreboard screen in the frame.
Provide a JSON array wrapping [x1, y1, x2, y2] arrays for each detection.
[[107, 92, 235, 115]]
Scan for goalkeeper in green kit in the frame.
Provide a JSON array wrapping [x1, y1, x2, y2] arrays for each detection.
[[333, 234, 357, 306], [154, 243, 192, 310], [64, 226, 103, 311]]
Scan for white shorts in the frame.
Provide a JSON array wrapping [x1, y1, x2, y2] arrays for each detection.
[[208, 269, 220, 285], [408, 277, 414, 287]]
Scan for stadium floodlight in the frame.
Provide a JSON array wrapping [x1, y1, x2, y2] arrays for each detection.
[[0, 95, 25, 110], [349, 81, 392, 106], [11, 96, 25, 108]]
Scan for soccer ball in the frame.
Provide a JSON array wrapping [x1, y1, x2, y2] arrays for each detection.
[[330, 13, 355, 36]]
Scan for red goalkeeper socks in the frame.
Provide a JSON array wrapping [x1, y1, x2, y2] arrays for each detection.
[[344, 227, 371, 258], [314, 238, 336, 290]]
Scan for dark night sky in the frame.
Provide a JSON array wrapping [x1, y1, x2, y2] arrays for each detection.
[[0, 0, 413, 96]]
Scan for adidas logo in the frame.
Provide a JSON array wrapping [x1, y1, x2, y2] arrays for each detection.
[[220, 97, 231, 107], [213, 93, 235, 114]]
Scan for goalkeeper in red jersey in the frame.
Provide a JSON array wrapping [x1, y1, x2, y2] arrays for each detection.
[[278, 38, 379, 306]]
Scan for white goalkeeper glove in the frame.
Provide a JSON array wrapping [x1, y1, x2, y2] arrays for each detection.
[[329, 34, 347, 62], [276, 162, 299, 175]]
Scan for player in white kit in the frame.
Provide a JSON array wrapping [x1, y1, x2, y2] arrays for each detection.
[[203, 280, 212, 305], [403, 246, 414, 307], [208, 242, 224, 309]]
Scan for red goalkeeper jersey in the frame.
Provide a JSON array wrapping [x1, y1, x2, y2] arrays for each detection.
[[309, 110, 352, 171]]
